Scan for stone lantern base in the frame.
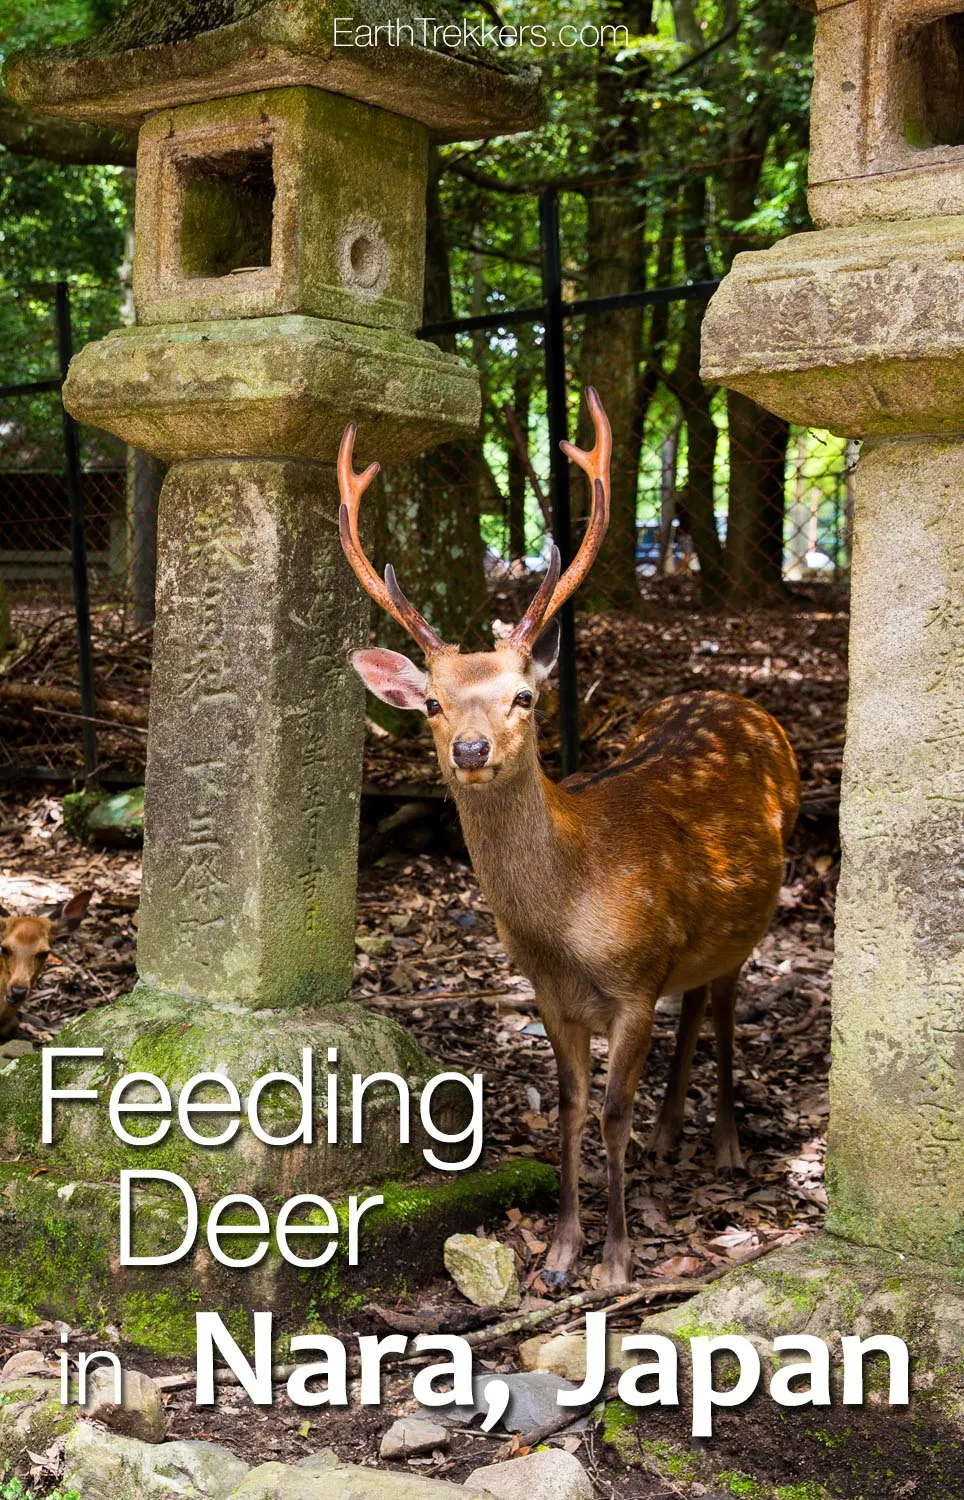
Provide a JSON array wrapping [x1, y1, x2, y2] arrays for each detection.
[[645, 1233, 964, 1415], [0, 995, 557, 1356], [0, 988, 467, 1200], [606, 1233, 964, 1492]]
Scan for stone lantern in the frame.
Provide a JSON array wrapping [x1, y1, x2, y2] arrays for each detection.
[[0, 3, 542, 1343], [641, 0, 964, 1417]]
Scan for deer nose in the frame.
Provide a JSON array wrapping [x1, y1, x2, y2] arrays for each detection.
[[452, 736, 491, 771], [7, 986, 27, 1005]]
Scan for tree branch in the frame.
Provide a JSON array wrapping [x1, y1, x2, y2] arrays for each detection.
[[0, 89, 136, 166]]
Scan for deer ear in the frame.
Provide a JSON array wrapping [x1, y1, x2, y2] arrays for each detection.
[[350, 648, 428, 713], [530, 619, 560, 681], [50, 890, 92, 936]]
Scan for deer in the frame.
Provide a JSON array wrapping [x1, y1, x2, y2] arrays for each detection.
[[0, 891, 92, 1041], [338, 389, 800, 1288]]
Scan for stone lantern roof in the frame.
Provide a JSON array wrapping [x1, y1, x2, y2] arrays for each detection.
[[3, 0, 542, 142]]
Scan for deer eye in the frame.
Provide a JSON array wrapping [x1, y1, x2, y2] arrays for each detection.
[[0, 946, 10, 958], [513, 690, 533, 709], [425, 698, 442, 718]]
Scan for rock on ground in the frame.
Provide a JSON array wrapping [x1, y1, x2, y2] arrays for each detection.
[[0, 1040, 35, 1059], [84, 1365, 166, 1443], [465, 1449, 593, 1500], [518, 1330, 632, 1381], [437, 1371, 585, 1433], [228, 1459, 493, 1499], [444, 1234, 520, 1309], [380, 1417, 450, 1459], [0, 1375, 78, 1469], [0, 1349, 49, 1380], [63, 1420, 249, 1499]]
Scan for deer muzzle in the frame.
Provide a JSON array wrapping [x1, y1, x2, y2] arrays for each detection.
[[452, 736, 491, 772]]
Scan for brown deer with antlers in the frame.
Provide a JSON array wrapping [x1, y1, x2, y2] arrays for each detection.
[[340, 389, 799, 1287]]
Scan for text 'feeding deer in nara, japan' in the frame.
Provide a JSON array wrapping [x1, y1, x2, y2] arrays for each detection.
[[340, 389, 800, 1288]]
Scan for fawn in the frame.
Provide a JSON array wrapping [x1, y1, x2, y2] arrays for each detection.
[[0, 891, 92, 1041], [340, 389, 800, 1287]]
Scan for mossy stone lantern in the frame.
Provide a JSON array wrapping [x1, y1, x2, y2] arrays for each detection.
[[637, 0, 964, 1419], [0, 1, 541, 1344]]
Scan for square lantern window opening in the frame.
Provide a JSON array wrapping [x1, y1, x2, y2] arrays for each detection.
[[176, 143, 276, 280], [896, 9, 964, 149]]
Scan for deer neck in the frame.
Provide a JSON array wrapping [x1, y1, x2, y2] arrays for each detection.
[[451, 747, 575, 932]]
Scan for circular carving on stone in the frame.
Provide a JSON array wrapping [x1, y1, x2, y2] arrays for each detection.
[[337, 218, 390, 300]]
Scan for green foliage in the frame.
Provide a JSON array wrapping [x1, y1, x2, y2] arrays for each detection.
[[0, 155, 126, 294], [0, 0, 127, 448], [0, 1470, 80, 1500]]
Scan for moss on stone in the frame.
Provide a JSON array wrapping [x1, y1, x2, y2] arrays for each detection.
[[755, 1267, 824, 1319], [0, 1158, 556, 1356], [600, 1399, 640, 1466], [118, 1288, 202, 1359], [63, 787, 144, 847], [296, 1159, 557, 1317], [717, 1472, 769, 1500], [62, 315, 481, 468], [15, 986, 466, 1199]]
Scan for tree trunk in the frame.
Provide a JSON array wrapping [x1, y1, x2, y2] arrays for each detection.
[[786, 434, 810, 581], [717, 3, 802, 608], [665, 176, 727, 606], [574, 0, 655, 614], [658, 422, 681, 574], [377, 154, 491, 652], [725, 393, 788, 606], [506, 367, 531, 561], [576, 191, 645, 612], [681, 389, 726, 607]]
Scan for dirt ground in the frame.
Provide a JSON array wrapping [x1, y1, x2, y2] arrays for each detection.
[[0, 584, 883, 1497]]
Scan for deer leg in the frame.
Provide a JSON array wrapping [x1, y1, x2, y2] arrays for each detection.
[[648, 984, 709, 1159], [711, 969, 744, 1173], [600, 1004, 655, 1287], [542, 1014, 591, 1287]]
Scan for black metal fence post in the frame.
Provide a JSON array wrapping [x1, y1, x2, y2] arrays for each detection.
[[55, 281, 98, 781], [539, 187, 580, 776]]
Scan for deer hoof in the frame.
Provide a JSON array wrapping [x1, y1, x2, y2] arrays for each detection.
[[713, 1132, 745, 1175], [647, 1119, 682, 1160], [541, 1268, 571, 1291], [596, 1256, 633, 1289]]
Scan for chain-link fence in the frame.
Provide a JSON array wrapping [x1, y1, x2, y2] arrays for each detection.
[[460, 298, 854, 604], [0, 281, 152, 784], [0, 244, 851, 787]]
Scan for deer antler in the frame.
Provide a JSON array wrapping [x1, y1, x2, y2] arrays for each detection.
[[509, 387, 611, 653], [338, 423, 446, 658]]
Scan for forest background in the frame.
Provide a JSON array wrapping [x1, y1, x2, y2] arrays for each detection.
[[0, 0, 828, 643]]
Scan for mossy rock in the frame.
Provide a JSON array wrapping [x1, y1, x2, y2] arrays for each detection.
[[0, 1158, 556, 1357], [642, 1233, 964, 1420], [0, 985, 460, 1197], [0, 1377, 80, 1469], [63, 787, 145, 847]]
